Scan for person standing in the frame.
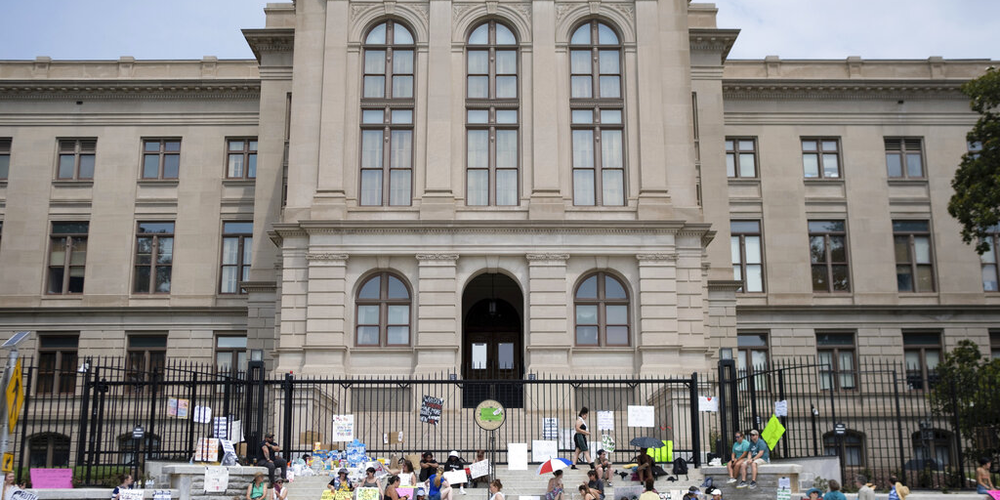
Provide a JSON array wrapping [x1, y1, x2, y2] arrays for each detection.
[[887, 474, 909, 500], [823, 480, 846, 500], [855, 475, 875, 500], [737, 430, 768, 489], [258, 433, 288, 485], [111, 473, 133, 500], [726, 432, 749, 484], [1, 473, 25, 500], [572, 407, 593, 469]]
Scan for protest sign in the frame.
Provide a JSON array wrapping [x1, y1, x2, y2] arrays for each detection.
[[698, 397, 719, 412], [357, 487, 381, 500], [443, 470, 468, 485], [420, 395, 443, 425], [507, 443, 528, 470], [332, 414, 355, 442], [597, 411, 614, 431], [542, 418, 559, 440], [468, 460, 490, 479], [531, 440, 558, 463], [119, 490, 144, 500], [204, 466, 229, 492], [627, 406, 653, 427], [193, 406, 212, 424]]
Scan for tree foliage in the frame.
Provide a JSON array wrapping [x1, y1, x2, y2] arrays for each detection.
[[949, 66, 1000, 254], [928, 340, 1000, 463]]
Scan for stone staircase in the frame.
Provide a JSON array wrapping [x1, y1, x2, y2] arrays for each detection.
[[285, 467, 707, 500]]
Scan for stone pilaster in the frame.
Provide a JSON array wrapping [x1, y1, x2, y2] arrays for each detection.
[[635, 253, 679, 374], [526, 253, 571, 372], [276, 238, 308, 373], [302, 252, 350, 375], [528, 0, 565, 219], [420, 0, 457, 218], [415, 254, 460, 373]]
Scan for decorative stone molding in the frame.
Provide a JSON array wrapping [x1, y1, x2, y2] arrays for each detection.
[[244, 29, 295, 60], [722, 80, 967, 101], [452, 3, 532, 43], [384, 0, 397, 15], [306, 253, 350, 261], [415, 254, 460, 261], [553, 2, 636, 44], [351, 3, 374, 22], [635, 253, 677, 261], [526, 253, 570, 261], [486, 1, 498, 14], [350, 3, 429, 44], [0, 83, 261, 101], [606, 3, 634, 23]]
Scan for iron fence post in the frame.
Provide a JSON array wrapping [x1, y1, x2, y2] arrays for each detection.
[[949, 378, 964, 487], [283, 372, 294, 462], [16, 363, 33, 484], [717, 360, 730, 459], [187, 372, 198, 460], [143, 367, 159, 479], [75, 357, 93, 467], [810, 404, 818, 456], [892, 370, 906, 481], [778, 369, 788, 458], [689, 372, 701, 468]]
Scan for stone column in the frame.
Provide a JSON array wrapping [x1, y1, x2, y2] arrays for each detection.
[[526, 253, 570, 373], [312, 0, 352, 218], [632, 0, 672, 219], [528, 0, 565, 219], [675, 243, 710, 366], [635, 253, 679, 374], [420, 0, 457, 219], [302, 252, 350, 375], [415, 254, 460, 373]]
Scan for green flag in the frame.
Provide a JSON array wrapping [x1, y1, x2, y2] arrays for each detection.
[[761, 414, 785, 451]]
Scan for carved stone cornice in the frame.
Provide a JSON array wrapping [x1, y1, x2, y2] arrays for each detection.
[[306, 253, 350, 262], [689, 28, 739, 61], [722, 79, 967, 101], [415, 254, 460, 261], [635, 254, 677, 261], [0, 81, 261, 101], [526, 253, 570, 262], [243, 28, 295, 61], [240, 280, 278, 293]]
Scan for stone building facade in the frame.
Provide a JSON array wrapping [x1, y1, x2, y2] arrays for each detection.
[[1, 0, 998, 405]]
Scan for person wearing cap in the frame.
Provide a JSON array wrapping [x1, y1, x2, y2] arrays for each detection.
[[737, 429, 768, 489], [594, 450, 614, 486], [444, 451, 467, 495], [420, 452, 439, 482], [681, 486, 700, 500], [257, 433, 288, 485], [328, 468, 354, 493], [804, 487, 823, 499]]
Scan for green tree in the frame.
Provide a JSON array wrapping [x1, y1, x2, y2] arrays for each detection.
[[949, 66, 1000, 254], [928, 340, 1000, 465]]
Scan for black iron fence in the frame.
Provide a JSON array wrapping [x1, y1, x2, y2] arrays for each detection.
[[8, 356, 998, 491]]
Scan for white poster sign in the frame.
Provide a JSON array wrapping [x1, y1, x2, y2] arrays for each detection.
[[119, 490, 144, 500], [531, 440, 558, 463], [507, 443, 528, 470], [777, 477, 791, 489], [332, 414, 355, 442], [153, 491, 171, 500], [627, 405, 654, 428], [468, 460, 490, 479], [11, 492, 38, 500], [193, 405, 212, 424], [559, 429, 573, 450], [597, 411, 614, 431], [213, 416, 229, 438], [774, 400, 788, 417], [542, 418, 559, 440], [230, 419, 244, 442], [204, 466, 230, 493], [698, 396, 719, 413], [443, 470, 468, 485]]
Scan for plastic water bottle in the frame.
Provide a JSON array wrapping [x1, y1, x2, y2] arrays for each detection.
[[148, 478, 155, 489]]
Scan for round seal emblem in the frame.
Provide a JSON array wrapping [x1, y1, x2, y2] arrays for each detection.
[[474, 399, 506, 431]]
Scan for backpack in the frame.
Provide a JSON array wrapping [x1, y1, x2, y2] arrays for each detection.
[[671, 457, 688, 476]]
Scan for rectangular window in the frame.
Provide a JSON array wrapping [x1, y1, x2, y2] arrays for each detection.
[[893, 220, 934, 292], [134, 222, 174, 294], [801, 138, 841, 179], [816, 332, 856, 391], [981, 225, 999, 292], [220, 222, 253, 294], [141, 139, 181, 179], [47, 222, 89, 294], [56, 139, 96, 180], [885, 138, 924, 179], [360, 108, 413, 206], [126, 334, 167, 384], [809, 220, 850, 292], [0, 138, 10, 180], [36, 334, 79, 395], [991, 331, 1000, 361], [904, 331, 941, 390], [725, 138, 757, 178], [737, 332, 768, 390], [215, 334, 248, 377], [226, 138, 258, 179], [731, 220, 764, 292]]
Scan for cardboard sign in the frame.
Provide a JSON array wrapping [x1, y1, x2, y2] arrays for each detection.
[[507, 443, 528, 470], [597, 411, 614, 431], [119, 489, 144, 500], [204, 466, 229, 493], [698, 397, 718, 412], [28, 468, 73, 489], [419, 396, 443, 425], [468, 460, 490, 479], [357, 487, 381, 500], [531, 440, 558, 463], [627, 406, 654, 427], [333, 415, 355, 442], [443, 470, 468, 485]]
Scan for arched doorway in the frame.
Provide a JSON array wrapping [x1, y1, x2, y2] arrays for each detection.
[[462, 273, 523, 408]]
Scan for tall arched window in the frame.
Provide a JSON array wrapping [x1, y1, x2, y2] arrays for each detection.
[[569, 20, 624, 206], [466, 20, 519, 206], [574, 272, 629, 346], [823, 430, 865, 467], [360, 20, 415, 206], [356, 272, 412, 346]]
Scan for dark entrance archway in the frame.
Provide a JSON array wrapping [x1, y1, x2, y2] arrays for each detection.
[[462, 273, 524, 408]]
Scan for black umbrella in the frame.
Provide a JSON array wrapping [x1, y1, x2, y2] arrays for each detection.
[[629, 436, 664, 449]]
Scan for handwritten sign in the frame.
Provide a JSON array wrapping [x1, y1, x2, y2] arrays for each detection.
[[397, 487, 415, 500], [774, 400, 788, 417], [443, 470, 468, 485], [194, 437, 220, 462], [468, 460, 490, 479], [193, 406, 212, 424], [531, 440, 558, 463], [204, 466, 229, 492], [119, 490, 145, 500], [542, 418, 559, 440], [597, 411, 614, 431], [332, 415, 355, 442], [29, 468, 73, 489], [627, 406, 654, 428], [357, 487, 381, 500], [420, 395, 443, 425], [698, 397, 719, 413]]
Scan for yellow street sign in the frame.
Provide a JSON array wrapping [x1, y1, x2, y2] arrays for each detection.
[[5, 359, 23, 430], [1, 452, 12, 472]]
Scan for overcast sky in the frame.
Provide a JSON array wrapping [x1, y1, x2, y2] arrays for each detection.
[[1, 0, 998, 61]]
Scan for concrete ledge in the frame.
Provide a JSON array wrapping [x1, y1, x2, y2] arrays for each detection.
[[161, 464, 268, 476], [845, 494, 987, 500], [702, 463, 803, 475], [31, 489, 179, 499]]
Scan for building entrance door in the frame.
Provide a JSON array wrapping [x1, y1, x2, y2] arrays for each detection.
[[461, 273, 523, 408]]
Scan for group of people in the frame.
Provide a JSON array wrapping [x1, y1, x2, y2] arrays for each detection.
[[327, 451, 495, 500], [723, 430, 769, 489]]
